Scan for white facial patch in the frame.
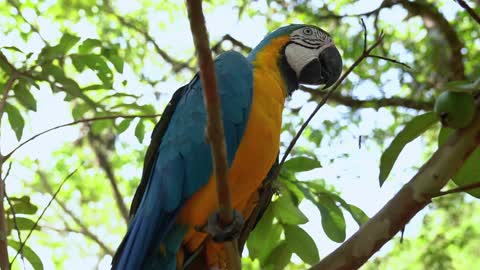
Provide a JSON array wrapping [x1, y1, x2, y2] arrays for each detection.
[[285, 42, 333, 76]]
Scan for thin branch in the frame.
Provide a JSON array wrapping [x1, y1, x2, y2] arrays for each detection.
[[368, 54, 411, 69], [4, 191, 25, 264], [309, 105, 480, 269], [7, 0, 48, 44], [10, 164, 83, 266], [279, 30, 385, 170], [4, 113, 162, 161], [103, 0, 193, 73], [432, 181, 480, 197], [186, 1, 240, 269], [455, 0, 480, 25], [88, 134, 129, 223], [301, 86, 434, 111], [36, 169, 114, 255]]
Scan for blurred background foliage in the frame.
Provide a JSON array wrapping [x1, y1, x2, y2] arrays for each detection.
[[0, 0, 479, 269]]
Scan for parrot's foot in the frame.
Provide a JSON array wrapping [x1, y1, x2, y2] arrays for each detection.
[[206, 209, 244, 242]]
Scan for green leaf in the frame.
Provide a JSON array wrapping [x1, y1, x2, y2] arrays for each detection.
[[7, 217, 38, 231], [283, 224, 319, 264], [283, 156, 321, 173], [439, 127, 480, 198], [326, 193, 369, 227], [4, 103, 25, 140], [1, 46, 23, 53], [343, 203, 369, 226], [116, 118, 132, 134], [444, 79, 480, 93], [38, 33, 80, 61], [135, 120, 145, 143], [13, 79, 37, 111], [9, 240, 44, 270], [7, 196, 38, 215], [71, 102, 90, 120], [78, 38, 102, 54], [379, 112, 438, 186], [263, 241, 291, 270], [102, 47, 124, 73], [272, 194, 308, 225], [71, 54, 113, 88], [317, 194, 346, 242], [247, 207, 282, 260]]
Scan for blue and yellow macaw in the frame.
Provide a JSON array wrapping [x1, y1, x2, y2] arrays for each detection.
[[112, 24, 342, 269]]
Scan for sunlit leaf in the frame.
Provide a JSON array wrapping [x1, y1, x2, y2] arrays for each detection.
[[78, 38, 102, 54], [317, 194, 346, 242], [7, 196, 38, 215], [13, 79, 37, 111], [272, 193, 308, 225], [263, 241, 291, 270], [284, 224, 319, 264], [283, 156, 321, 173], [135, 120, 146, 143], [9, 240, 44, 270], [247, 207, 282, 261], [4, 103, 25, 140], [379, 112, 438, 186], [7, 217, 38, 232], [116, 118, 133, 134], [438, 127, 480, 198]]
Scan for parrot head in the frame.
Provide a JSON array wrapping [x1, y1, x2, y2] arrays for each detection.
[[249, 24, 343, 93]]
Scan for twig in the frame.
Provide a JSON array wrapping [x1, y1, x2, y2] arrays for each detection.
[[4, 191, 25, 265], [88, 134, 129, 223], [36, 169, 114, 255], [4, 113, 162, 161], [0, 69, 19, 270], [301, 86, 434, 111], [185, 0, 241, 269], [7, 0, 48, 44], [104, 0, 193, 73], [309, 105, 480, 269], [455, 0, 480, 25], [432, 181, 480, 197], [278, 28, 385, 171], [10, 164, 83, 266], [368, 54, 411, 69]]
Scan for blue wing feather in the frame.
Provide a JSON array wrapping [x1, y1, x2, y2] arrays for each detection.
[[114, 51, 253, 270]]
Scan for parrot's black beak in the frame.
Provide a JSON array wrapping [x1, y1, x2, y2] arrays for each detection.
[[298, 45, 342, 89]]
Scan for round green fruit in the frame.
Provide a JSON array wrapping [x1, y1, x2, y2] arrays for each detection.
[[434, 91, 475, 129]]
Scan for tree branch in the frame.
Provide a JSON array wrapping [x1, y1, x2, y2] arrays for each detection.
[[186, 0, 241, 269], [310, 106, 480, 270], [455, 0, 480, 25], [301, 86, 434, 111], [432, 181, 480, 198], [87, 133, 129, 223], [4, 113, 162, 161], [103, 0, 193, 73], [36, 168, 114, 256], [10, 164, 83, 266]]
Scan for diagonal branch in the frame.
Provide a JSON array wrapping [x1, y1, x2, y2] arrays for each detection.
[[103, 0, 193, 73], [455, 0, 480, 25], [36, 169, 114, 256], [301, 86, 434, 111], [309, 103, 480, 270], [87, 133, 129, 223], [10, 164, 84, 266], [4, 113, 162, 161]]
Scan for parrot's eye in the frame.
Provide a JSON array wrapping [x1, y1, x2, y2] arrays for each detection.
[[303, 28, 313, 36]]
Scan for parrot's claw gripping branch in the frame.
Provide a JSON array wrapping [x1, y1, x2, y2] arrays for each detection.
[[206, 209, 244, 242]]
